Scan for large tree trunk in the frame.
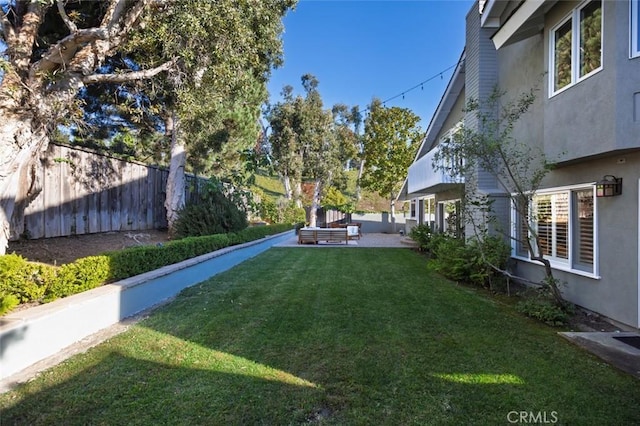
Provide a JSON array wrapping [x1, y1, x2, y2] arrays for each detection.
[[308, 179, 323, 228], [0, 0, 165, 254], [355, 158, 366, 201], [164, 111, 186, 236], [389, 192, 396, 233], [282, 174, 293, 200], [0, 114, 48, 254], [293, 180, 303, 208]]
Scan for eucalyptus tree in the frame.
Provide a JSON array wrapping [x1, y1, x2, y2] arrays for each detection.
[[264, 85, 304, 204], [0, 0, 295, 249], [298, 74, 340, 227], [361, 100, 422, 231], [266, 74, 346, 226]]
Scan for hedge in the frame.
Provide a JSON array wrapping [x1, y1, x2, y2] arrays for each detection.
[[0, 224, 293, 316]]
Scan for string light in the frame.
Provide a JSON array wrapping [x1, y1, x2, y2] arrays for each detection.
[[362, 63, 457, 114]]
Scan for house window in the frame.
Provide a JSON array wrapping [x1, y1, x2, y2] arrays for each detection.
[[550, 0, 602, 95], [410, 199, 417, 218], [632, 0, 639, 58], [513, 187, 595, 274]]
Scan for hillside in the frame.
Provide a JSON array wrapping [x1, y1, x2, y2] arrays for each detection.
[[251, 169, 396, 213]]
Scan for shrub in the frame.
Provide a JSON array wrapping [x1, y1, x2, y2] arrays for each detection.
[[0, 293, 20, 316], [259, 198, 279, 223], [409, 224, 432, 252], [45, 256, 111, 301], [106, 224, 292, 280], [429, 234, 470, 281], [283, 204, 306, 224], [516, 293, 572, 327], [259, 197, 305, 225], [1, 223, 294, 316], [0, 254, 52, 303], [174, 181, 248, 238], [465, 235, 511, 288], [427, 233, 511, 289]]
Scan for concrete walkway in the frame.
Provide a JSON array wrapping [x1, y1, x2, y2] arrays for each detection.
[[559, 331, 640, 379], [274, 232, 418, 248]]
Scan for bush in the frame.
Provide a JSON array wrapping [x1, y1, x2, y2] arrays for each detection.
[[428, 233, 511, 288], [259, 199, 279, 223], [0, 254, 52, 303], [259, 197, 306, 225], [0, 293, 19, 316], [429, 235, 471, 282], [0, 223, 293, 316], [45, 256, 111, 301], [516, 294, 571, 326], [174, 181, 248, 238], [409, 224, 433, 252]]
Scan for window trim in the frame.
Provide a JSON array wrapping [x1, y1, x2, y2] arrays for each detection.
[[632, 0, 639, 58], [549, 0, 604, 97], [510, 184, 600, 279]]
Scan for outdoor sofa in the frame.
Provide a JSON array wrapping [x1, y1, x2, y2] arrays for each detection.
[[298, 227, 358, 244]]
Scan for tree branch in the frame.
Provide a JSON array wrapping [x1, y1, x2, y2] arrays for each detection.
[[56, 0, 77, 33], [100, 0, 123, 29], [121, 0, 150, 33], [30, 28, 109, 76], [13, 1, 46, 70], [1, 8, 16, 49], [81, 59, 176, 85]]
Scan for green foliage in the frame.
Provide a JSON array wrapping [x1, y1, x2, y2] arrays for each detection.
[[259, 197, 305, 224], [428, 233, 510, 288], [0, 294, 19, 316], [265, 75, 358, 216], [0, 254, 51, 303], [409, 224, 433, 252], [0, 224, 293, 315], [516, 289, 573, 327], [361, 100, 422, 200], [44, 257, 111, 302], [174, 180, 248, 238], [322, 186, 354, 213]]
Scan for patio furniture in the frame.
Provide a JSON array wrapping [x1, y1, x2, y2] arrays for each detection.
[[347, 225, 360, 240], [298, 228, 349, 244]]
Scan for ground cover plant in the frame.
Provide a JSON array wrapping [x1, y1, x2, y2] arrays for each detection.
[[1, 249, 638, 424]]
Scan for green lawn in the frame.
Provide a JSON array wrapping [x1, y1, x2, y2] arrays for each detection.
[[1, 249, 638, 425]]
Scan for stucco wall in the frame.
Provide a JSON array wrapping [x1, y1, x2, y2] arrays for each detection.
[[514, 151, 640, 328], [544, 1, 640, 161], [481, 0, 640, 327]]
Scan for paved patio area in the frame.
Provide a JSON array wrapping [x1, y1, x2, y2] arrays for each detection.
[[274, 232, 418, 248]]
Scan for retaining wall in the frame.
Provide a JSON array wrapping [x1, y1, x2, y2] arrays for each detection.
[[0, 231, 293, 382]]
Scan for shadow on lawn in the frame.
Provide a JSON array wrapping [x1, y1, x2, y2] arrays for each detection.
[[1, 349, 326, 425]]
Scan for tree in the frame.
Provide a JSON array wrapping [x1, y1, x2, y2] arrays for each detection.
[[266, 74, 346, 227], [0, 0, 295, 250], [298, 74, 340, 227], [433, 88, 567, 307], [361, 100, 422, 231], [264, 85, 304, 205]]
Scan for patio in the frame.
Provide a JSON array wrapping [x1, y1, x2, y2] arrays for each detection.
[[275, 231, 418, 248]]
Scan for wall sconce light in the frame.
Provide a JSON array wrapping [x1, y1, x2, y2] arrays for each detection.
[[595, 175, 622, 197]]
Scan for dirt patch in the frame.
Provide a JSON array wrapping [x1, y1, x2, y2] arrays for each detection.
[[7, 230, 170, 265]]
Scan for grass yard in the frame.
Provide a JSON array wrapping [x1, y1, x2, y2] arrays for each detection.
[[1, 248, 638, 425]]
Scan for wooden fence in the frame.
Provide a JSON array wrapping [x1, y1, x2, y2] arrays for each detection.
[[16, 144, 205, 240]]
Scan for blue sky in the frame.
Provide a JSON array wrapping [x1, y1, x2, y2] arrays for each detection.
[[267, 0, 475, 130]]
